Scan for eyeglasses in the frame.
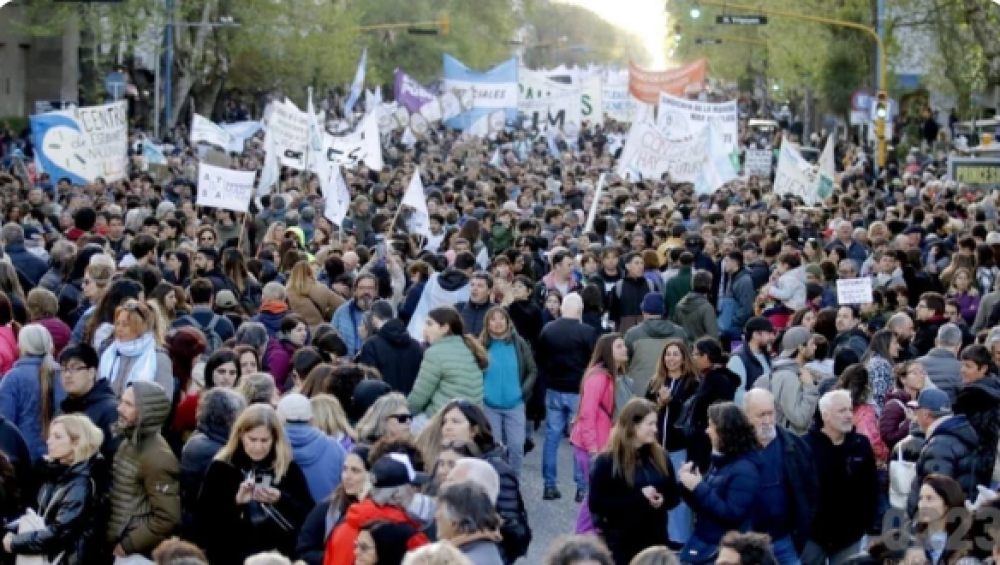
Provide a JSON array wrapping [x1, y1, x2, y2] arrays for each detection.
[[62, 365, 90, 374], [388, 413, 412, 423]]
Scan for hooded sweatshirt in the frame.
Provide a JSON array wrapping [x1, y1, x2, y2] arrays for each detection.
[[324, 500, 429, 565], [285, 423, 346, 502], [252, 301, 290, 338], [672, 292, 719, 339], [624, 318, 690, 395]]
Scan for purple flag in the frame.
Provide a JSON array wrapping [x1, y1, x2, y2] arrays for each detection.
[[394, 69, 436, 113]]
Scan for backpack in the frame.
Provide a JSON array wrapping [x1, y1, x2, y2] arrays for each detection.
[[614, 278, 656, 298], [182, 314, 224, 357]]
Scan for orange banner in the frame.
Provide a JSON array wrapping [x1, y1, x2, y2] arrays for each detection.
[[628, 59, 708, 105]]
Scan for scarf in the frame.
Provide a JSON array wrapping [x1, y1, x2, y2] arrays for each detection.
[[99, 332, 157, 388]]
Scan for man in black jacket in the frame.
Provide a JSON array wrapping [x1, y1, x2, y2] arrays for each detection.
[[913, 292, 949, 357], [59, 343, 120, 461], [537, 293, 598, 502], [955, 345, 1000, 488], [454, 272, 494, 338], [743, 389, 818, 564], [356, 300, 423, 395], [802, 390, 878, 565], [908, 387, 979, 515]]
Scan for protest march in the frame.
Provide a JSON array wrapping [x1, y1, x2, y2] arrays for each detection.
[[4, 2, 1000, 565]]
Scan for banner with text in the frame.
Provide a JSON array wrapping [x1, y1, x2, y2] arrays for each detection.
[[196, 162, 256, 212], [442, 54, 518, 133], [30, 100, 128, 185], [265, 100, 312, 170], [656, 93, 738, 153], [774, 140, 821, 205], [744, 149, 773, 177], [616, 120, 706, 182], [323, 111, 384, 171], [628, 59, 707, 105], [394, 69, 437, 113]]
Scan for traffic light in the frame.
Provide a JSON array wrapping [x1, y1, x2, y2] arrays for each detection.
[[875, 90, 888, 168]]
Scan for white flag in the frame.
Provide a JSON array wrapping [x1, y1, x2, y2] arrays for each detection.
[[694, 123, 738, 196], [584, 173, 606, 233], [402, 167, 432, 238], [257, 132, 279, 196], [190, 114, 235, 148], [321, 164, 352, 227], [817, 134, 836, 201], [489, 147, 502, 168], [344, 49, 367, 115], [306, 90, 325, 170]]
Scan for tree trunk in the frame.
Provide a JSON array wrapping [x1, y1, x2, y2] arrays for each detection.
[[167, 0, 217, 129]]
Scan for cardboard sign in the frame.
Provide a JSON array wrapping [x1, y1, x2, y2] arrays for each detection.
[[196, 163, 256, 213], [837, 278, 874, 305], [745, 149, 773, 176]]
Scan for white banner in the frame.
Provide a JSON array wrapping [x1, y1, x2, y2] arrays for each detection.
[[582, 75, 604, 127], [324, 112, 383, 171], [656, 93, 738, 152], [30, 101, 129, 184], [616, 120, 692, 181], [602, 69, 633, 122], [196, 163, 256, 213], [190, 114, 235, 149], [519, 68, 587, 133], [774, 140, 821, 205], [744, 149, 773, 177], [321, 163, 352, 227], [265, 100, 321, 171]]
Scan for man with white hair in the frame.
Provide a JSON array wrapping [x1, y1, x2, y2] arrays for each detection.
[[251, 282, 290, 338], [446, 458, 500, 504], [742, 390, 818, 565], [824, 219, 868, 266], [801, 390, 878, 565], [538, 292, 598, 502]]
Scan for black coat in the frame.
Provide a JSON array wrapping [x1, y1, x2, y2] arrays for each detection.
[[195, 453, 314, 565], [689, 367, 740, 472], [60, 380, 120, 462], [804, 427, 879, 553], [296, 499, 335, 565], [0, 415, 33, 509], [953, 375, 1000, 488], [455, 299, 492, 338], [8, 457, 101, 565], [645, 376, 699, 453], [608, 275, 652, 324], [356, 319, 424, 395], [483, 446, 531, 563], [507, 300, 543, 351], [762, 428, 820, 551], [907, 415, 980, 516], [179, 424, 228, 543], [913, 317, 947, 357], [589, 446, 678, 565], [537, 318, 599, 393]]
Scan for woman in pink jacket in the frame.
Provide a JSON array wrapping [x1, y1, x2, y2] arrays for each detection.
[[570, 333, 629, 531]]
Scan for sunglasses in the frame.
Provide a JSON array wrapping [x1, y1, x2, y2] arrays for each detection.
[[121, 301, 147, 320], [388, 413, 412, 423]]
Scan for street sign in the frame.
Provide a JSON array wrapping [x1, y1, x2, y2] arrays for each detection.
[[695, 38, 723, 45], [716, 15, 768, 25], [104, 72, 128, 100]]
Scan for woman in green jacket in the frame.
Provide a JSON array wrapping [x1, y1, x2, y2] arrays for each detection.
[[407, 307, 489, 432]]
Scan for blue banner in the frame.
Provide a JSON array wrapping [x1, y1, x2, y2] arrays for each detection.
[[442, 55, 518, 132]]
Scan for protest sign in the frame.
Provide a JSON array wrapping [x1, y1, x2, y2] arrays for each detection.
[[30, 100, 129, 184], [837, 278, 874, 305], [321, 163, 351, 226], [442, 54, 518, 133], [616, 120, 701, 181], [324, 112, 383, 171], [265, 100, 317, 170], [196, 162, 256, 213], [603, 68, 633, 122], [628, 59, 707, 105], [774, 140, 821, 205], [745, 149, 773, 176], [190, 114, 235, 149], [519, 67, 592, 132], [656, 93, 738, 152], [694, 123, 738, 195]]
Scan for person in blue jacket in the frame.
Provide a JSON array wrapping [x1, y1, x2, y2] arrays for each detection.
[[331, 273, 377, 357], [276, 393, 346, 503], [678, 401, 762, 561]]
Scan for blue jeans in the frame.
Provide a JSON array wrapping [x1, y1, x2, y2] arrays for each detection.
[[483, 404, 526, 477], [543, 390, 584, 490], [668, 449, 694, 544], [771, 535, 802, 565]]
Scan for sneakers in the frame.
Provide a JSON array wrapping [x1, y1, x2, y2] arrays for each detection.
[[543, 486, 562, 500], [575, 488, 586, 503]]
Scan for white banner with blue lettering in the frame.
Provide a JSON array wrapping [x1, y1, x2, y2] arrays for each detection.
[[30, 101, 128, 185], [442, 54, 518, 133]]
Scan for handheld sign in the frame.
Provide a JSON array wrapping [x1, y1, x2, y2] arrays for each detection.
[[837, 278, 874, 305]]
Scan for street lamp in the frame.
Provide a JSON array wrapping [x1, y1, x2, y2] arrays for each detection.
[[691, 5, 702, 19], [772, 83, 780, 92]]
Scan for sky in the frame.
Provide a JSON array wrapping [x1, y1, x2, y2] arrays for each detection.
[[557, 0, 668, 68]]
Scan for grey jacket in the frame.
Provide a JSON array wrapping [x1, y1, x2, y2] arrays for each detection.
[[917, 349, 963, 403], [973, 291, 1000, 332], [459, 538, 506, 565], [726, 269, 757, 331], [754, 356, 819, 435]]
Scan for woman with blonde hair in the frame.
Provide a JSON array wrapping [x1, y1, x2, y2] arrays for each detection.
[[286, 261, 343, 330], [1, 414, 103, 564], [0, 324, 64, 460], [310, 394, 356, 452], [100, 300, 174, 399], [195, 404, 313, 565], [356, 392, 412, 446]]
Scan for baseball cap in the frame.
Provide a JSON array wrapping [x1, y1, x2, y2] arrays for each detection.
[[780, 326, 812, 356], [215, 290, 238, 309], [623, 206, 637, 215], [276, 393, 313, 423], [370, 453, 429, 488], [908, 388, 952, 415]]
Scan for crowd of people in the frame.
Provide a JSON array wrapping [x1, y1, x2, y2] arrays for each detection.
[[0, 102, 998, 565]]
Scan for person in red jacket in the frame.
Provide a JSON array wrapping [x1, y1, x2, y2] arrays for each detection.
[[324, 453, 430, 565]]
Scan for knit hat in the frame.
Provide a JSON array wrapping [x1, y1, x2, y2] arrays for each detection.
[[276, 393, 312, 423], [641, 294, 666, 316]]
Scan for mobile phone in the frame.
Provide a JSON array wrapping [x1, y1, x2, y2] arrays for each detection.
[[257, 475, 272, 489]]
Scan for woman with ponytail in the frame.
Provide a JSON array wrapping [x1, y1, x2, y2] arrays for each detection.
[[0, 324, 64, 461], [407, 307, 489, 431]]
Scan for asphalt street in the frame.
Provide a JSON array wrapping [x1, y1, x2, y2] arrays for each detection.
[[517, 425, 585, 563]]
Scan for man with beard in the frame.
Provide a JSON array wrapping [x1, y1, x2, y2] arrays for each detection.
[[802, 390, 878, 565], [193, 247, 236, 296], [107, 382, 180, 560], [887, 312, 918, 362], [332, 272, 378, 357], [754, 327, 820, 435], [743, 390, 818, 565], [831, 305, 869, 359]]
